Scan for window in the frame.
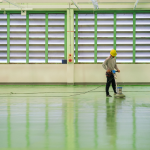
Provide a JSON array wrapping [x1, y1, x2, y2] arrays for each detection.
[[48, 14, 65, 63], [10, 14, 26, 63], [74, 12, 150, 64], [75, 14, 95, 63], [136, 13, 150, 63], [0, 12, 66, 64], [97, 13, 114, 63], [116, 14, 133, 63], [0, 14, 7, 63], [29, 14, 45, 63]]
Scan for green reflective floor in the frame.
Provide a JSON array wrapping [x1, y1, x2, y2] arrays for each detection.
[[0, 85, 150, 150]]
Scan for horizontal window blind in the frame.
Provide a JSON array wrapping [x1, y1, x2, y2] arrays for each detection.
[[0, 12, 66, 64], [116, 14, 133, 63], [1, 11, 150, 64], [29, 14, 45, 63], [75, 12, 150, 63], [97, 14, 114, 63], [48, 14, 65, 63], [136, 13, 150, 63], [10, 14, 26, 63], [0, 14, 7, 63], [75, 14, 95, 63]]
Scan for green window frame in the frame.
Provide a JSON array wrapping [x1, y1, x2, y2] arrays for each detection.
[[0, 11, 67, 64], [74, 10, 150, 64]]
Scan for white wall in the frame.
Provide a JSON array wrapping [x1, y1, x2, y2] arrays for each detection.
[[0, 64, 149, 84], [0, 64, 67, 84], [74, 64, 150, 84]]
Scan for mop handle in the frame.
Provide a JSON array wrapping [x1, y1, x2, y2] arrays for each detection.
[[112, 70, 118, 91]]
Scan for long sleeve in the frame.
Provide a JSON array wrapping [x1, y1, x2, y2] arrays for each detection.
[[102, 58, 108, 70], [114, 62, 119, 70]]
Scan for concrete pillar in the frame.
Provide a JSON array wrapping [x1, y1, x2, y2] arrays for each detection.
[[67, 8, 74, 85]]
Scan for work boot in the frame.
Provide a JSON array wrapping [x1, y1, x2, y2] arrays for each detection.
[[106, 95, 112, 97]]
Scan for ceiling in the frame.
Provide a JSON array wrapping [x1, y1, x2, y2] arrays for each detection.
[[0, 0, 150, 10], [1, 0, 150, 2]]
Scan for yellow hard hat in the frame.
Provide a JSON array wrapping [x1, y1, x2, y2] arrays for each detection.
[[110, 49, 117, 56]]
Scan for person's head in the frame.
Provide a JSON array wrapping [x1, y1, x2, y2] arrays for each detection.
[[110, 49, 117, 58]]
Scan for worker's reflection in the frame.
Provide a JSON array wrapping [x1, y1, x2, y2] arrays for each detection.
[[106, 98, 116, 146], [106, 97, 125, 147]]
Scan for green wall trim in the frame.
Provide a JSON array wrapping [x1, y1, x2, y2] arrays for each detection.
[[75, 13, 78, 63], [7, 13, 10, 64], [27, 11, 66, 14], [6, 11, 21, 14], [45, 12, 48, 63], [26, 12, 29, 64], [133, 12, 136, 64], [64, 12, 67, 60], [113, 12, 116, 51], [74, 10, 150, 13], [0, 11, 66, 14], [94, 12, 97, 64]]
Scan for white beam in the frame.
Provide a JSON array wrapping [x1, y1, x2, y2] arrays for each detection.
[[133, 0, 139, 10], [0, 2, 150, 10], [5, 7, 32, 10]]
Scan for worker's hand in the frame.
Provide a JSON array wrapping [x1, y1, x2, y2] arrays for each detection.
[[107, 69, 111, 72], [117, 69, 120, 73]]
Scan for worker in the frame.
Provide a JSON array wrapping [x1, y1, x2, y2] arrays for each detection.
[[102, 49, 120, 97]]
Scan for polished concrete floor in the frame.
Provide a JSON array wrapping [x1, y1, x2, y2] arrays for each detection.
[[0, 85, 150, 150]]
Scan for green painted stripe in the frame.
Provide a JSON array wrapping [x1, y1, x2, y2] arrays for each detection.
[[132, 99, 136, 150], [7, 100, 11, 147], [7, 13, 10, 64], [133, 12, 136, 64], [45, 12, 48, 63], [64, 12, 67, 60], [75, 13, 78, 63], [5, 11, 21, 14], [26, 12, 29, 64], [45, 99, 49, 148], [94, 12, 97, 64], [113, 12, 116, 51], [26, 101, 30, 147]]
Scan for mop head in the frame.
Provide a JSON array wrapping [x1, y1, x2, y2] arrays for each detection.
[[114, 93, 125, 98], [114, 87, 125, 98]]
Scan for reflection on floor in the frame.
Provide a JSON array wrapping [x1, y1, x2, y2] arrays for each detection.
[[0, 85, 150, 150]]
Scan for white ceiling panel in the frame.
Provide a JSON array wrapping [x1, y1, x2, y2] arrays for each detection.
[[1, 0, 150, 3]]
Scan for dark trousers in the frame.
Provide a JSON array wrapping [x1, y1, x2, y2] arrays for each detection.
[[106, 74, 116, 95]]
